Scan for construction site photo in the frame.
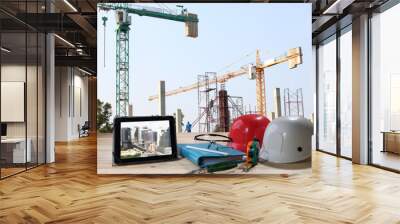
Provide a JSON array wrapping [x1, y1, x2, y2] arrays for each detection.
[[96, 3, 313, 175]]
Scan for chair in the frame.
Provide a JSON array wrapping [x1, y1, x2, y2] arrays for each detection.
[[79, 121, 90, 138]]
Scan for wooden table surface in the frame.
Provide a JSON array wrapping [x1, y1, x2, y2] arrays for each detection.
[[97, 132, 310, 175]]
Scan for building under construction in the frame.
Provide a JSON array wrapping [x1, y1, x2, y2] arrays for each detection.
[[284, 88, 304, 117], [193, 73, 244, 132], [196, 73, 218, 133], [148, 48, 303, 132]]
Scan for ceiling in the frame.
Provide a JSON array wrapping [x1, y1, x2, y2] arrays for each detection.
[[0, 0, 97, 74], [0, 0, 395, 75], [309, 0, 390, 43]]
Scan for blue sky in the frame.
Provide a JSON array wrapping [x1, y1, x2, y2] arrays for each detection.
[[97, 3, 313, 123]]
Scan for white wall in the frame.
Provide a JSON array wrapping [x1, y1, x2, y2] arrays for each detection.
[[55, 67, 89, 141], [55, 66, 67, 141], [1, 63, 46, 164], [1, 65, 26, 139], [1, 65, 42, 137], [72, 72, 89, 138]]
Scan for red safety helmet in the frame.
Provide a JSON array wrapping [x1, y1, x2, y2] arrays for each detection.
[[228, 114, 270, 152]]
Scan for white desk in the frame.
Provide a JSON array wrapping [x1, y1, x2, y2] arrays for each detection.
[[1, 138, 31, 163]]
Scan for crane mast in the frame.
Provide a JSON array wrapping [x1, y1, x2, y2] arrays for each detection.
[[98, 3, 198, 116], [255, 49, 266, 115], [115, 5, 130, 116]]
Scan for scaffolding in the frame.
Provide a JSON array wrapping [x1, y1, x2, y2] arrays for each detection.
[[228, 96, 244, 122], [243, 104, 258, 115], [283, 88, 304, 117], [196, 72, 218, 132], [192, 75, 245, 133]]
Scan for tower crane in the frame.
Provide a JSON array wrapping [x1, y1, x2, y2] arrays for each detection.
[[148, 47, 302, 116], [98, 3, 199, 116]]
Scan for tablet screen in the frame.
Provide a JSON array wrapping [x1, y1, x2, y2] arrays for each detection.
[[120, 120, 172, 159]]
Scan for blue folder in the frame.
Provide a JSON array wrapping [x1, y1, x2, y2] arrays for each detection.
[[178, 143, 245, 168]]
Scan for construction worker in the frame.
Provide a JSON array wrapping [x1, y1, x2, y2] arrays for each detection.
[[185, 121, 192, 133]]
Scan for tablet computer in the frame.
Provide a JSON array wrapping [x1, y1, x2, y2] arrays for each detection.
[[113, 116, 178, 165]]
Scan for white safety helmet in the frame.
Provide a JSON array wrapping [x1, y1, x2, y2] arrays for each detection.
[[259, 117, 313, 163]]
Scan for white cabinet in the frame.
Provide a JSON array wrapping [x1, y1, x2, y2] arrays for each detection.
[[1, 138, 32, 163]]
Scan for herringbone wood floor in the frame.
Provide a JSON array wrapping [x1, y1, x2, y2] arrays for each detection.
[[1, 135, 400, 223]]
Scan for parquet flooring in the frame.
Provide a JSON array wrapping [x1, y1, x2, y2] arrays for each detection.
[[0, 167, 26, 178], [1, 134, 400, 223]]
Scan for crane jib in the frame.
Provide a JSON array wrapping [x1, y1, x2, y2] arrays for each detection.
[[147, 48, 302, 102], [98, 4, 199, 23]]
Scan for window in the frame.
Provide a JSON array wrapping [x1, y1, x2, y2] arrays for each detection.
[[371, 3, 400, 171], [317, 35, 337, 154], [0, 1, 47, 179], [339, 27, 352, 158]]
